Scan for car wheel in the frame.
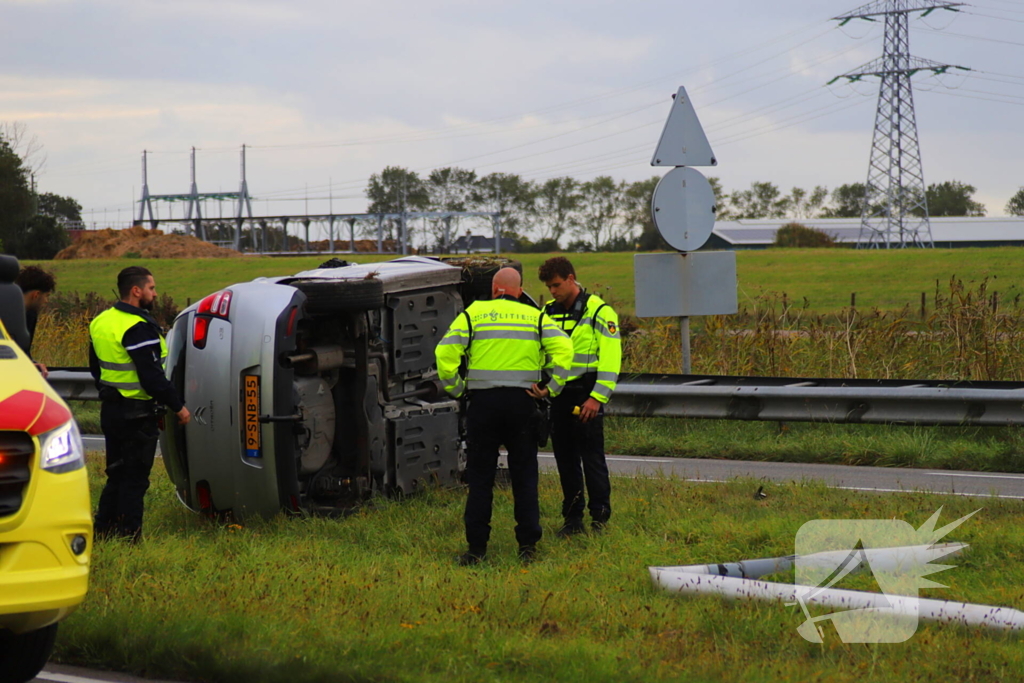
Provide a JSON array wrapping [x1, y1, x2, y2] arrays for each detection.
[[295, 279, 386, 313], [0, 623, 58, 683], [443, 257, 523, 306]]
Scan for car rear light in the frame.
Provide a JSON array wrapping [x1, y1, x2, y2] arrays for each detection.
[[285, 306, 298, 337], [197, 481, 213, 511], [193, 289, 232, 349], [192, 315, 211, 349], [218, 290, 232, 316]]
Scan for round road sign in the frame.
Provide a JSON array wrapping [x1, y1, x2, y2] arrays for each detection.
[[651, 166, 716, 252]]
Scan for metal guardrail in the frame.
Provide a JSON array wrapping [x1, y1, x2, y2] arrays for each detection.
[[606, 374, 1024, 426], [48, 370, 99, 402], [50, 370, 1024, 427]]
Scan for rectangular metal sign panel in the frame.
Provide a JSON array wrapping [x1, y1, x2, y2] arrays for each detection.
[[634, 251, 737, 317]]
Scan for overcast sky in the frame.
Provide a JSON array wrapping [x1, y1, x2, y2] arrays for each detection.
[[2, 0, 1022, 232]]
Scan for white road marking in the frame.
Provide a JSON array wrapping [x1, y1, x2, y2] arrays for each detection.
[[38, 672, 107, 683], [925, 472, 1024, 480], [538, 453, 677, 464], [830, 484, 1021, 500]]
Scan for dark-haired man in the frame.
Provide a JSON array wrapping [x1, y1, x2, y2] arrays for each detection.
[[14, 265, 56, 376], [531, 256, 621, 536], [89, 266, 190, 542]]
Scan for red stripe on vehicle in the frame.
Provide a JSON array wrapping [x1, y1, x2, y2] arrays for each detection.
[[30, 395, 72, 435], [0, 390, 71, 435]]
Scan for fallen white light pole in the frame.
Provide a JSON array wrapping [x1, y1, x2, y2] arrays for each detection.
[[650, 544, 1024, 632], [656, 543, 966, 581]]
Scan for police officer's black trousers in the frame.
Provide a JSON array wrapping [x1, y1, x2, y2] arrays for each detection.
[[464, 388, 542, 552], [550, 387, 611, 525], [95, 400, 159, 542]]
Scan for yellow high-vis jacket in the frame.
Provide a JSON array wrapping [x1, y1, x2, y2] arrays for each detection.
[[435, 296, 573, 398], [89, 307, 167, 402], [544, 291, 621, 404]]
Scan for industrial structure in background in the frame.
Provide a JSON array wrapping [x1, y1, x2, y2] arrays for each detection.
[[831, 0, 968, 249], [134, 147, 502, 256]]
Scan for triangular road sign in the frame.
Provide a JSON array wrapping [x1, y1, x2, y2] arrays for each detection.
[[651, 86, 717, 168]]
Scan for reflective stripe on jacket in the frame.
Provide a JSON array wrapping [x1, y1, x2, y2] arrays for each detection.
[[89, 307, 167, 401], [544, 292, 622, 404], [435, 297, 572, 398]]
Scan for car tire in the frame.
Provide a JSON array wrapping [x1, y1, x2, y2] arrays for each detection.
[[443, 258, 523, 306], [295, 279, 386, 313], [0, 623, 58, 683]]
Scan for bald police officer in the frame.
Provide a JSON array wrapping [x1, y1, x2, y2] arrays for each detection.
[[436, 268, 572, 565]]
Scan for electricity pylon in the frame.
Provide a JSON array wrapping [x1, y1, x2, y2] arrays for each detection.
[[830, 1, 967, 248]]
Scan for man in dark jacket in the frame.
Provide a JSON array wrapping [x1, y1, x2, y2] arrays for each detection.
[[14, 265, 55, 376], [89, 266, 190, 541]]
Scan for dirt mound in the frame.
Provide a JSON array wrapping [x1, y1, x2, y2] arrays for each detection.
[[54, 226, 241, 260]]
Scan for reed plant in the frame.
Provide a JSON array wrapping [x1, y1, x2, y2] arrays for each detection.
[[623, 278, 1024, 381], [31, 291, 179, 367]]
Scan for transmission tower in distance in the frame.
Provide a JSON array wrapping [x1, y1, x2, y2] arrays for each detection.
[[830, 0, 967, 248]]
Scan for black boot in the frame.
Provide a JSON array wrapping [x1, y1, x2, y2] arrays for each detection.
[[556, 518, 586, 538], [518, 545, 537, 564], [457, 548, 487, 566]]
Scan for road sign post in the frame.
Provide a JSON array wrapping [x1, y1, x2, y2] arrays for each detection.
[[635, 87, 737, 374]]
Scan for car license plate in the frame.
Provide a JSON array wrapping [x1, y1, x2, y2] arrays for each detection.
[[243, 375, 261, 458]]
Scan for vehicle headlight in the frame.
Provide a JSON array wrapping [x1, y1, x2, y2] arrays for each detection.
[[39, 420, 85, 474]]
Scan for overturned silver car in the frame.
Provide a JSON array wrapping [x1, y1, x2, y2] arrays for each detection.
[[162, 256, 524, 519]]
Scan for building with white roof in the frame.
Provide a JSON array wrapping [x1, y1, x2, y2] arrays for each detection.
[[707, 217, 1024, 249]]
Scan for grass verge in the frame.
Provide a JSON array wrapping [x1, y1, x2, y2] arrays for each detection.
[[605, 419, 1024, 473], [56, 455, 1024, 683]]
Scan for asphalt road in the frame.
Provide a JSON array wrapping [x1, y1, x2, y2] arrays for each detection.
[[82, 435, 1024, 499]]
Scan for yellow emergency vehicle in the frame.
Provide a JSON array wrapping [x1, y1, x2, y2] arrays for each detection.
[[0, 255, 91, 683]]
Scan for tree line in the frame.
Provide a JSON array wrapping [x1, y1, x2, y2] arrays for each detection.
[[2, 117, 1024, 258], [365, 165, 1024, 252], [0, 124, 83, 259]]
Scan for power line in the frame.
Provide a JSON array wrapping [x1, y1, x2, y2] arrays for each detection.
[[256, 39, 866, 201], [963, 9, 1024, 21], [914, 26, 1024, 47], [715, 98, 873, 147], [921, 87, 1024, 106]]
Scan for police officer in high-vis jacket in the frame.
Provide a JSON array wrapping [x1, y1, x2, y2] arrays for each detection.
[[534, 256, 621, 536], [89, 266, 190, 541], [436, 267, 572, 566]]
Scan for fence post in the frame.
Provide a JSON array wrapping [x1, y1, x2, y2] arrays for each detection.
[[921, 292, 926, 318], [850, 292, 856, 308]]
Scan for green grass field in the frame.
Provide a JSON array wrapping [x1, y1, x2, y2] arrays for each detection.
[[31, 246, 1024, 315], [44, 250, 1024, 681], [56, 456, 1024, 683]]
